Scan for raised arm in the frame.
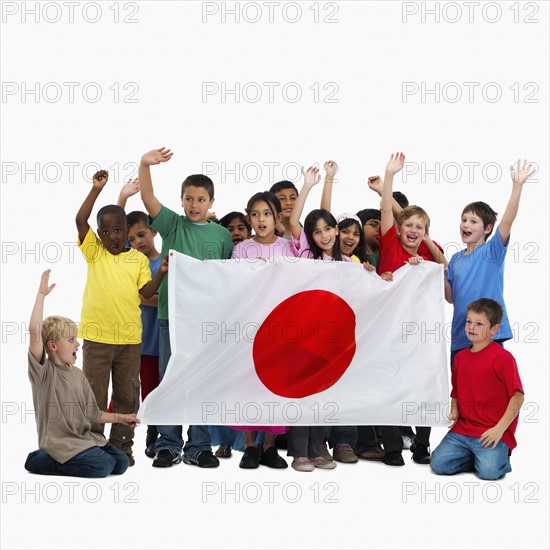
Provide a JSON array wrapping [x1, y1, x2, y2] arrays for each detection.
[[29, 270, 56, 361], [290, 166, 321, 240], [367, 175, 403, 220], [320, 160, 338, 211], [380, 152, 405, 237], [423, 235, 448, 267], [499, 159, 536, 244], [139, 147, 173, 220], [117, 178, 140, 209], [75, 170, 108, 243]]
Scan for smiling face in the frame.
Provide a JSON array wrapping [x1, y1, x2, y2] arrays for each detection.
[[182, 185, 214, 223], [274, 189, 298, 222], [460, 211, 492, 249], [248, 200, 280, 243], [339, 222, 361, 257], [465, 310, 499, 349], [98, 213, 127, 255], [127, 222, 157, 258], [397, 214, 427, 254], [312, 218, 339, 255], [226, 216, 251, 245]]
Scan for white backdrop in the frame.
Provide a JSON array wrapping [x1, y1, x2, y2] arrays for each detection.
[[1, 2, 548, 549]]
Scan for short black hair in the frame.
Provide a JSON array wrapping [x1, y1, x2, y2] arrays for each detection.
[[97, 205, 126, 227], [126, 211, 149, 228], [393, 191, 409, 209], [269, 180, 299, 196], [356, 208, 381, 225], [467, 298, 503, 327], [181, 174, 215, 200], [218, 211, 251, 232]]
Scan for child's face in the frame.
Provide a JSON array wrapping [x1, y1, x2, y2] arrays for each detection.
[[274, 189, 298, 221], [398, 214, 427, 253], [465, 311, 499, 346], [182, 185, 214, 223], [248, 200, 280, 240], [362, 218, 381, 250], [127, 223, 157, 258], [226, 216, 251, 245], [339, 223, 361, 257], [460, 211, 492, 246], [312, 218, 338, 254], [98, 213, 127, 255], [49, 331, 80, 366]]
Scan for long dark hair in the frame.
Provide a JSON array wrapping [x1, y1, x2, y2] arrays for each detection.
[[303, 208, 343, 261]]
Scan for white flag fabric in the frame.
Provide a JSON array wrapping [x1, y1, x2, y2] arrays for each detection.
[[138, 251, 451, 427]]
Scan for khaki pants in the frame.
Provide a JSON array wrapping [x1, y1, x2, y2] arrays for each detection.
[[82, 340, 141, 454]]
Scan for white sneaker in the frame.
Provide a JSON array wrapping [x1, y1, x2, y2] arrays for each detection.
[[402, 435, 413, 450]]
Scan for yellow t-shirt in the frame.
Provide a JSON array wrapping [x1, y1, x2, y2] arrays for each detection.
[[78, 228, 151, 344], [351, 255, 361, 263]]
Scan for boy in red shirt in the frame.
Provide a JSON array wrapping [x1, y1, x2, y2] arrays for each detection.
[[431, 298, 524, 479]]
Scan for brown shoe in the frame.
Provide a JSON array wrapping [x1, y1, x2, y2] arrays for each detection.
[[214, 444, 232, 458], [357, 447, 385, 461]]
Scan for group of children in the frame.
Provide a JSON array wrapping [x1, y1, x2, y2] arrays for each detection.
[[25, 148, 534, 480]]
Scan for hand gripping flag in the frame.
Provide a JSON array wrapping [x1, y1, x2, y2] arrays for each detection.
[[138, 251, 451, 427]]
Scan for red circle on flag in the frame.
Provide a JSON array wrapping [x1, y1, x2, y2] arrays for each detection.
[[252, 290, 356, 398]]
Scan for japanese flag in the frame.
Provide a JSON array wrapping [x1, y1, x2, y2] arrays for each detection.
[[138, 251, 451, 427]]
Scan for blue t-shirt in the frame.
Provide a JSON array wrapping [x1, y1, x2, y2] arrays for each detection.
[[141, 255, 161, 356], [447, 226, 512, 351]]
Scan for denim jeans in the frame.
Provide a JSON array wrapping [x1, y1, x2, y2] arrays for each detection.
[[326, 426, 358, 448], [155, 320, 212, 458], [25, 444, 129, 478], [431, 431, 512, 480]]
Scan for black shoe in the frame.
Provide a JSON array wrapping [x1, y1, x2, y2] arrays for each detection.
[[259, 445, 288, 468], [411, 442, 431, 464], [152, 449, 182, 468], [145, 445, 156, 459], [125, 453, 135, 466], [239, 446, 260, 469], [183, 450, 220, 468], [274, 433, 288, 450], [382, 451, 405, 466]]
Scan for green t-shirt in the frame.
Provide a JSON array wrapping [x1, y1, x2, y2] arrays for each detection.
[[150, 205, 233, 319], [365, 251, 379, 270]]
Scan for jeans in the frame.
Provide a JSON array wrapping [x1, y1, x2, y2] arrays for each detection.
[[25, 444, 129, 478], [326, 426, 357, 448], [431, 431, 511, 480], [155, 320, 212, 458]]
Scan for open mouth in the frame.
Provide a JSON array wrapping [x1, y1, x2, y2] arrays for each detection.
[[406, 234, 418, 243], [462, 230, 472, 238], [343, 240, 355, 248], [233, 236, 244, 244]]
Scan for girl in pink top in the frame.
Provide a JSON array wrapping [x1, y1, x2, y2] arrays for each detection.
[[230, 191, 297, 470]]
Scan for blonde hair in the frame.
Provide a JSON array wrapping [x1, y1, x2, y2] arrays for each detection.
[[42, 316, 78, 344], [396, 205, 430, 232]]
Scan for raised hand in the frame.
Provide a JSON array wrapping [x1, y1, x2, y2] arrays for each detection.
[[323, 160, 339, 179], [92, 170, 109, 190], [367, 175, 383, 195], [141, 147, 173, 166], [301, 165, 321, 186], [38, 269, 56, 297], [510, 159, 536, 186], [385, 152, 406, 175], [119, 178, 140, 200]]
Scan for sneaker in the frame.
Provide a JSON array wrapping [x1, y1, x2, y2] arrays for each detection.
[[183, 450, 220, 468], [320, 442, 333, 462], [239, 446, 260, 469], [333, 443, 358, 464], [382, 451, 405, 466], [310, 456, 337, 469], [145, 445, 156, 459], [411, 442, 431, 464], [152, 449, 182, 468], [402, 435, 414, 450], [258, 445, 288, 468], [214, 444, 232, 459], [291, 457, 314, 472]]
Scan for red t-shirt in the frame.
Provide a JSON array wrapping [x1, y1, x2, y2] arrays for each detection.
[[451, 342, 524, 453]]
